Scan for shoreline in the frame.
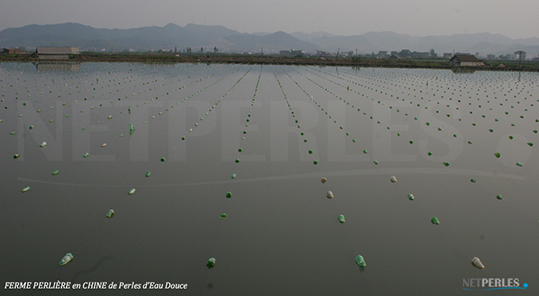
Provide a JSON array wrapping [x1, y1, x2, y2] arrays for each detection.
[[1, 54, 538, 71]]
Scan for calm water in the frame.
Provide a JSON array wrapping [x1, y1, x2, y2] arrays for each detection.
[[1, 62, 539, 295]]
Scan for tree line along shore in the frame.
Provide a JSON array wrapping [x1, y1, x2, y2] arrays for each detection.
[[1, 52, 538, 71]]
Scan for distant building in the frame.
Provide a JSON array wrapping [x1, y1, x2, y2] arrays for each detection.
[[280, 50, 291, 55], [36, 47, 79, 59], [443, 53, 453, 59], [1, 47, 29, 54], [316, 50, 332, 57], [449, 54, 485, 66], [487, 54, 496, 60], [398, 50, 412, 58], [514, 51, 526, 61], [391, 51, 399, 56], [377, 51, 388, 57], [388, 55, 401, 60], [411, 51, 430, 58], [290, 49, 304, 56]]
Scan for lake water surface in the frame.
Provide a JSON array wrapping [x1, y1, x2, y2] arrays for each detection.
[[1, 62, 538, 295]]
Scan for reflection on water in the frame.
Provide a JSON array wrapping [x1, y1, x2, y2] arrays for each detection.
[[35, 62, 81, 72], [1, 62, 538, 295]]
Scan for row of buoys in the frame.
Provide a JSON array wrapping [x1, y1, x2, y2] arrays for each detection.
[[7, 62, 534, 275]]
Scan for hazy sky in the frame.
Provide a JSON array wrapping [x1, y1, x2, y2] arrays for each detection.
[[1, 0, 538, 39]]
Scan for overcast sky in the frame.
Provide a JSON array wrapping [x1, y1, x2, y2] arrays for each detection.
[[1, 0, 538, 39]]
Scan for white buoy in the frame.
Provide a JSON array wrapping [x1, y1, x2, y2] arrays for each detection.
[[471, 257, 485, 269]]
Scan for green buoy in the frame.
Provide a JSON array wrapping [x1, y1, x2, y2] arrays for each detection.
[[355, 255, 366, 267], [106, 209, 115, 218], [206, 257, 216, 269]]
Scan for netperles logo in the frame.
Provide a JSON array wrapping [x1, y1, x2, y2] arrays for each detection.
[[463, 278, 528, 291]]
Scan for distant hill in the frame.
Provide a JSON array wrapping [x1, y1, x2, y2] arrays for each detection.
[[0, 22, 314, 53], [311, 31, 539, 57], [224, 31, 317, 52], [1, 22, 538, 57], [290, 31, 337, 42]]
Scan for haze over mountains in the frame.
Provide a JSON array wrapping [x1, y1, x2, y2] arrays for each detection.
[[1, 22, 538, 57]]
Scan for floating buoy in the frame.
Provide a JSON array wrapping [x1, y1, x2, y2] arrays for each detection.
[[13, 154, 20, 159], [101, 143, 107, 148], [145, 171, 151, 177], [231, 173, 236, 179], [58, 253, 74, 267], [516, 161, 523, 167], [390, 176, 398, 183], [321, 177, 327, 184], [235, 158, 239, 163], [220, 213, 227, 220], [327, 191, 334, 199], [471, 179, 476, 183], [431, 217, 440, 225], [39, 142, 47, 148], [106, 209, 115, 218], [496, 194, 503, 200], [226, 192, 232, 198], [373, 160, 379, 165], [206, 257, 216, 269], [355, 255, 366, 267], [51, 170, 59, 175], [160, 157, 165, 162], [128, 188, 136, 195], [21, 186, 31, 193], [129, 123, 134, 135], [83, 152, 89, 158], [443, 162, 450, 167], [471, 257, 485, 269], [494, 152, 500, 158], [408, 194, 414, 200], [338, 215, 345, 223]]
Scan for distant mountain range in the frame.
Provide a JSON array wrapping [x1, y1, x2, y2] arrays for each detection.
[[1, 22, 538, 57]]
